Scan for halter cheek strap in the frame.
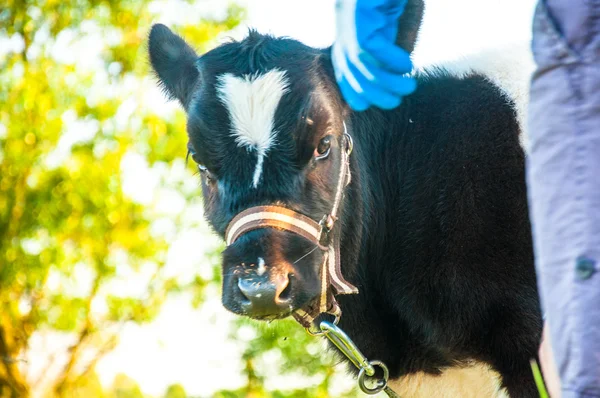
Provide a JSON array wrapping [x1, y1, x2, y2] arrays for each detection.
[[224, 123, 359, 329]]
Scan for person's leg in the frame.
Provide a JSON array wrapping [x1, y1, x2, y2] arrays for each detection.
[[528, 1, 600, 397]]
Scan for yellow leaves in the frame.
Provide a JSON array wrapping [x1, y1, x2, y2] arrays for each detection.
[[23, 18, 36, 35], [107, 211, 120, 225], [5, 247, 17, 262], [0, 177, 11, 191], [47, 295, 88, 331], [109, 220, 152, 253], [0, 195, 7, 215], [146, 114, 168, 137], [178, 5, 247, 52], [3, 139, 26, 164], [106, 295, 160, 324], [24, 133, 36, 146], [65, 215, 80, 231]]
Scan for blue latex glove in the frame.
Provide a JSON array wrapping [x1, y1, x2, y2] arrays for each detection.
[[332, 0, 417, 111]]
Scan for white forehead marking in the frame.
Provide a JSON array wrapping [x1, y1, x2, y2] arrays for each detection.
[[216, 69, 290, 188]]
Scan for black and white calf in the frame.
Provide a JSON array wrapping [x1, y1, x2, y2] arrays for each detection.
[[148, 2, 542, 396]]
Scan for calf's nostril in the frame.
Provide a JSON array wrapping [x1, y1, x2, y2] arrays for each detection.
[[238, 280, 252, 305], [237, 278, 270, 300], [235, 272, 292, 316], [276, 275, 292, 302]]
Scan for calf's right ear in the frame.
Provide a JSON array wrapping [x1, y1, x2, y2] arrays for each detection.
[[148, 24, 199, 110], [395, 0, 425, 55]]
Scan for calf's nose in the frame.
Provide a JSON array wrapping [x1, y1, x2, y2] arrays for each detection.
[[237, 272, 292, 317]]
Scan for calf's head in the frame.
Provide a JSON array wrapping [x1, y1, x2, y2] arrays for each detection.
[[149, 25, 351, 320]]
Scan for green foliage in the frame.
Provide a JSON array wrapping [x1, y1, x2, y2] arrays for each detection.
[[216, 319, 357, 397], [0, 1, 243, 397], [163, 384, 186, 398], [110, 374, 144, 398]]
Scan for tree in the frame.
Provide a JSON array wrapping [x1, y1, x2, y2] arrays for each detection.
[[0, 1, 243, 396]]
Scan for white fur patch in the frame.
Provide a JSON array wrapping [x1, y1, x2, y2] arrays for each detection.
[[416, 42, 535, 152], [256, 257, 266, 276], [387, 361, 508, 398], [216, 69, 290, 188]]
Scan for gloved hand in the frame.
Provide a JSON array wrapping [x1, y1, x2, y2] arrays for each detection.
[[332, 0, 417, 111]]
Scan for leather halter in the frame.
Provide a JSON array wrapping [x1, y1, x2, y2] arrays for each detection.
[[224, 123, 359, 328]]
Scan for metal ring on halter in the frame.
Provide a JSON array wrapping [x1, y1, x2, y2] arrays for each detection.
[[358, 360, 390, 395], [342, 122, 353, 156], [305, 312, 341, 336], [344, 131, 354, 155]]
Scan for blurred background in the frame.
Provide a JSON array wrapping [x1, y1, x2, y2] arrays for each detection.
[[0, 0, 535, 397]]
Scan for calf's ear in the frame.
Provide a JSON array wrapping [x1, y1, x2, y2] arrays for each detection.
[[148, 24, 199, 110], [395, 0, 425, 55]]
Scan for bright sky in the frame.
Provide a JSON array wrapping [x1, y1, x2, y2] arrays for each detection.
[[234, 0, 536, 64], [37, 0, 537, 396]]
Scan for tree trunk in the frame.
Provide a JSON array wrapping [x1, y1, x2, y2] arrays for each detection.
[[0, 325, 29, 398]]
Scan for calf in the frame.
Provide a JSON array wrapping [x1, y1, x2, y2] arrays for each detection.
[[148, 2, 542, 395]]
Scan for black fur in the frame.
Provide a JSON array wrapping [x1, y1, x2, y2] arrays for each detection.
[[148, 2, 542, 395], [395, 0, 425, 53], [148, 24, 200, 109], [333, 69, 541, 396]]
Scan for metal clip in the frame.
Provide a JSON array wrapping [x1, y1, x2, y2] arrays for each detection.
[[320, 321, 375, 376], [319, 321, 391, 395]]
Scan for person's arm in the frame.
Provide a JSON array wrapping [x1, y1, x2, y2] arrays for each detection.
[[539, 323, 562, 397], [332, 0, 417, 111]]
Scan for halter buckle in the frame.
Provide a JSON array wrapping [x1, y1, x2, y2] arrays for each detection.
[[324, 214, 336, 230]]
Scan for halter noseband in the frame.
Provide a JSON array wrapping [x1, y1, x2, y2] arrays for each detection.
[[224, 122, 358, 328]]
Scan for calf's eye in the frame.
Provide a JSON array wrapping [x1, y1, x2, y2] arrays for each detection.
[[187, 144, 216, 184], [197, 164, 215, 184], [315, 136, 331, 159]]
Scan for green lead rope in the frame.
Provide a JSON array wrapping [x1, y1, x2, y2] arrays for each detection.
[[530, 359, 549, 398]]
